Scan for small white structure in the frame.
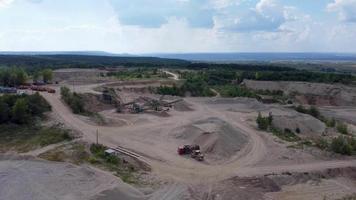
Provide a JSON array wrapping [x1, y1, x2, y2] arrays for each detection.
[[105, 149, 116, 155]]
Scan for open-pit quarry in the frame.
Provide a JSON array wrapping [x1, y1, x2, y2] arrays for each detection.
[[1, 69, 356, 200]]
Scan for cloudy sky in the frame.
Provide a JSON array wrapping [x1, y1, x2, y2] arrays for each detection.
[[0, 0, 356, 53]]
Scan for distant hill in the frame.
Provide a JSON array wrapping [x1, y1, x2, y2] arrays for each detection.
[[0, 51, 129, 57], [148, 53, 356, 62], [0, 54, 190, 71]]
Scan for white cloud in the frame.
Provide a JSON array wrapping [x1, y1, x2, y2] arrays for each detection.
[[213, 0, 298, 32], [327, 0, 356, 23], [1, 0, 356, 53], [0, 0, 14, 8]]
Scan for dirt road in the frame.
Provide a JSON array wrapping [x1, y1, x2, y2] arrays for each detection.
[[41, 92, 356, 183], [163, 70, 179, 80]]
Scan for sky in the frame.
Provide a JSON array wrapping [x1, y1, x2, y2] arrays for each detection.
[[0, 0, 356, 53]]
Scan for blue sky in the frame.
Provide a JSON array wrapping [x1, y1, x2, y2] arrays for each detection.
[[0, 0, 356, 53]]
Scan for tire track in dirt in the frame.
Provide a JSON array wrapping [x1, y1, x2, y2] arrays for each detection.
[[41, 92, 356, 183]]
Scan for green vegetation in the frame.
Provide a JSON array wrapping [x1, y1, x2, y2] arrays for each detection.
[[0, 55, 189, 71], [157, 75, 214, 97], [326, 118, 336, 128], [41, 69, 53, 83], [217, 85, 257, 98], [60, 86, 86, 114], [337, 122, 349, 135], [0, 124, 72, 153], [183, 65, 355, 85], [335, 194, 356, 200], [0, 67, 28, 86], [40, 143, 141, 184], [256, 112, 301, 142], [295, 105, 320, 118], [256, 112, 273, 130], [39, 142, 89, 165], [180, 75, 215, 97], [294, 105, 351, 135], [0, 93, 51, 124], [315, 138, 329, 150], [330, 136, 354, 155], [157, 84, 182, 96], [0, 92, 71, 153], [271, 127, 301, 142], [89, 144, 138, 184], [107, 68, 168, 80]]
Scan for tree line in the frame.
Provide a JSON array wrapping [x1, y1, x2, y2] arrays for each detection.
[[60, 86, 86, 114], [0, 93, 51, 124], [0, 67, 53, 87]]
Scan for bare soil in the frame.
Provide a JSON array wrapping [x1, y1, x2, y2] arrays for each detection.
[[243, 80, 356, 106], [4, 78, 355, 200]]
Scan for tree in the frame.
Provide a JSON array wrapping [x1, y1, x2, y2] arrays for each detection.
[[27, 92, 51, 116], [60, 86, 71, 101], [11, 98, 29, 124], [69, 93, 85, 114], [42, 69, 53, 83], [257, 112, 270, 130], [33, 71, 41, 83], [14, 68, 27, 86], [0, 99, 10, 123]]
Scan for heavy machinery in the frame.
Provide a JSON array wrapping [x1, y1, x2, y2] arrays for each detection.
[[177, 144, 200, 155], [191, 150, 204, 161], [177, 144, 204, 161]]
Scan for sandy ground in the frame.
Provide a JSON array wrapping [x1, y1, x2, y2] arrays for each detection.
[[243, 80, 356, 106], [5, 74, 356, 199], [39, 89, 356, 183], [0, 158, 140, 200], [320, 106, 356, 125], [163, 70, 179, 80]]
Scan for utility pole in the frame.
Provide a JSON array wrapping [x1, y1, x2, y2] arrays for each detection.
[[96, 129, 99, 144]]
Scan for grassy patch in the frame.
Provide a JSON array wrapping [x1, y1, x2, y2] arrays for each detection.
[[40, 143, 139, 184], [90, 113, 106, 125], [0, 124, 73, 153], [270, 127, 301, 142], [89, 144, 138, 184], [39, 142, 89, 164], [335, 194, 356, 200]]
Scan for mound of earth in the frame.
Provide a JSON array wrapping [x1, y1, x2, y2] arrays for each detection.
[[188, 167, 356, 200], [243, 80, 356, 106], [54, 68, 109, 84], [81, 93, 115, 113], [271, 113, 326, 137], [175, 117, 248, 163], [0, 159, 140, 200], [173, 100, 193, 111]]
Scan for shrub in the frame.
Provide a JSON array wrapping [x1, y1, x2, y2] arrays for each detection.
[[331, 136, 352, 155], [326, 118, 336, 127], [60, 87, 86, 114], [90, 143, 106, 156], [0, 93, 51, 125], [27, 92, 51, 116], [105, 154, 119, 165], [256, 112, 271, 130], [315, 138, 329, 150], [337, 122, 349, 135], [11, 98, 30, 124], [270, 127, 300, 142]]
